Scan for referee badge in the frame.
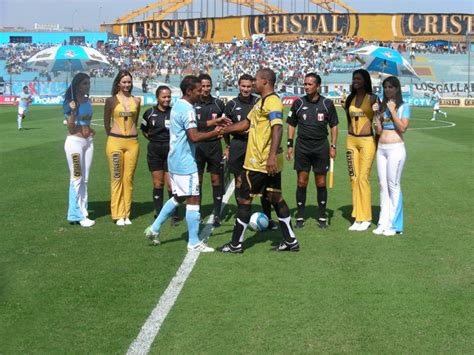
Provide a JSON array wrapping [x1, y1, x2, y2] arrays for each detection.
[[317, 113, 325, 122]]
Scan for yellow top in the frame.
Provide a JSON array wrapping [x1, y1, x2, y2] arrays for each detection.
[[348, 94, 374, 135], [244, 93, 284, 174], [112, 95, 138, 136]]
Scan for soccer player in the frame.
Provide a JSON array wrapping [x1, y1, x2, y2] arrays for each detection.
[[343, 69, 378, 232], [144, 76, 229, 252], [218, 68, 300, 253], [429, 89, 447, 121], [17, 86, 32, 130], [63, 73, 95, 227], [373, 76, 410, 236], [223, 74, 278, 230], [194, 74, 226, 227], [104, 70, 141, 226], [141, 85, 179, 226], [286, 73, 339, 229]]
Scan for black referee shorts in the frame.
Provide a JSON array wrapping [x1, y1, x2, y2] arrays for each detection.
[[294, 139, 330, 174], [147, 141, 169, 172], [196, 140, 223, 174], [240, 169, 282, 200], [228, 139, 247, 175]]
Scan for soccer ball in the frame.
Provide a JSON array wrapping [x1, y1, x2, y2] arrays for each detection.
[[248, 212, 269, 232]]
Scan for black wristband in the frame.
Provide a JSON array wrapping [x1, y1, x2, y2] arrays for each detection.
[[287, 138, 294, 148], [330, 144, 337, 149]]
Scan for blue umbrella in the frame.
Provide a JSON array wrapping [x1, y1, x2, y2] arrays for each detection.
[[348, 45, 418, 78], [26, 45, 110, 72]]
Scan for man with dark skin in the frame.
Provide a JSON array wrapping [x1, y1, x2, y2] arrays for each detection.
[[218, 68, 300, 253]]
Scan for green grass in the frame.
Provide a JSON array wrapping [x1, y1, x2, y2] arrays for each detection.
[[0, 105, 473, 353]]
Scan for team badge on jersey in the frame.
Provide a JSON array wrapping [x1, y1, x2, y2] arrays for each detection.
[[317, 113, 325, 122], [237, 114, 241, 121]]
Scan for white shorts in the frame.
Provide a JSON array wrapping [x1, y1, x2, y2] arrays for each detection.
[[170, 172, 200, 197], [433, 103, 440, 111], [18, 107, 28, 115]]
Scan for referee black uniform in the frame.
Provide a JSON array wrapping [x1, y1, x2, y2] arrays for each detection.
[[287, 94, 339, 226], [141, 105, 178, 223], [195, 95, 225, 222], [224, 94, 258, 176]]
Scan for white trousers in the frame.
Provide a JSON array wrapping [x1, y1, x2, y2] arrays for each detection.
[[376, 142, 406, 232], [64, 135, 94, 221]]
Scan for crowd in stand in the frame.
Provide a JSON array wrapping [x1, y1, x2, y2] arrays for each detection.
[[0, 36, 467, 88]]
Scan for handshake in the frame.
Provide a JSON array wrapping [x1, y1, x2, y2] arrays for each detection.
[[211, 117, 233, 137]]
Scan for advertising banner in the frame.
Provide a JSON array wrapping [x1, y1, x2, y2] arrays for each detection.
[[0, 96, 18, 105], [115, 13, 473, 43]]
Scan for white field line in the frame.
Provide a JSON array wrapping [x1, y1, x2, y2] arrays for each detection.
[[127, 180, 235, 355]]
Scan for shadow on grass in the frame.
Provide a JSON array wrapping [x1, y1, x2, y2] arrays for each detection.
[[338, 205, 381, 224]]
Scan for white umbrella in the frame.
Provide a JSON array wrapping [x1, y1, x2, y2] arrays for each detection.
[[26, 45, 110, 72]]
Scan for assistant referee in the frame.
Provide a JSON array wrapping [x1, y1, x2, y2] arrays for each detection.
[[286, 73, 338, 229], [141, 85, 179, 225], [195, 73, 226, 227]]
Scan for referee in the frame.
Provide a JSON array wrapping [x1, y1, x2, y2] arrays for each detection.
[[223, 74, 278, 230], [195, 74, 226, 227], [141, 85, 179, 226], [286, 73, 339, 229]]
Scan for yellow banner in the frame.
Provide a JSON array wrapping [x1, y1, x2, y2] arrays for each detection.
[[105, 13, 473, 42]]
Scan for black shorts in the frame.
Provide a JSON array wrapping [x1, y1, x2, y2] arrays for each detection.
[[228, 139, 247, 175], [147, 141, 169, 172], [196, 140, 223, 174], [240, 169, 282, 200], [294, 139, 329, 174]]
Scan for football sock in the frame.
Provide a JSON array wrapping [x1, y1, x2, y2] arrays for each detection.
[[186, 204, 201, 246], [231, 204, 251, 245], [212, 185, 222, 216], [153, 188, 163, 215], [261, 194, 272, 219], [151, 197, 179, 233], [273, 200, 297, 243], [296, 186, 307, 220], [317, 186, 328, 218], [17, 115, 22, 129]]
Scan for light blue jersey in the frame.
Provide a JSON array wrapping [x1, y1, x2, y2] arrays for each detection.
[[382, 103, 410, 130], [19, 92, 31, 110], [168, 98, 198, 175], [430, 92, 440, 105]]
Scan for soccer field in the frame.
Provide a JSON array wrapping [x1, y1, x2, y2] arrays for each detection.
[[0, 105, 473, 353]]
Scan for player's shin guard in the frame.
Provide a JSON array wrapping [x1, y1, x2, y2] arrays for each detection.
[[212, 185, 222, 216], [273, 200, 297, 243], [231, 204, 251, 245], [186, 204, 201, 245], [153, 188, 163, 215], [317, 186, 328, 218], [261, 194, 272, 220], [296, 186, 307, 220], [151, 197, 179, 233]]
